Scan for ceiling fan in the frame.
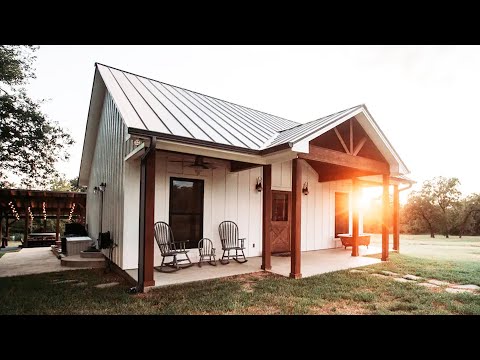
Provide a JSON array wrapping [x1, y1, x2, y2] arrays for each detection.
[[169, 155, 216, 170]]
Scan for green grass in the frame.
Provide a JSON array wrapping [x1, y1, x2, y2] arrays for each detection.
[[0, 253, 4, 259], [1, 253, 479, 315]]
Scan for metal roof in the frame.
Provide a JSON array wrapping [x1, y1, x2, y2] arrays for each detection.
[[268, 105, 363, 147], [89, 64, 409, 176], [97, 63, 299, 151]]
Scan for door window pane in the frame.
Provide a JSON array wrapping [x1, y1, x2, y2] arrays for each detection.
[[272, 193, 288, 221]]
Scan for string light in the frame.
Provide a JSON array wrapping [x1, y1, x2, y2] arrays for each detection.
[[42, 202, 46, 221], [8, 201, 20, 221], [68, 203, 76, 222]]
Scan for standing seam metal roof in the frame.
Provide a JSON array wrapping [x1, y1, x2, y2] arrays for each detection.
[[97, 63, 300, 151]]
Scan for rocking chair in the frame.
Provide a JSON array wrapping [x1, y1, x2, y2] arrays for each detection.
[[154, 221, 193, 272], [218, 221, 248, 264], [197, 238, 217, 267]]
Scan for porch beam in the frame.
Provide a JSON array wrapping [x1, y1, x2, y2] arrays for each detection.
[[393, 185, 400, 251], [351, 178, 359, 257], [299, 145, 389, 174], [56, 206, 60, 242], [24, 213, 29, 247], [231, 161, 262, 173], [382, 174, 390, 261], [138, 137, 156, 291], [261, 165, 272, 270], [290, 158, 302, 279]]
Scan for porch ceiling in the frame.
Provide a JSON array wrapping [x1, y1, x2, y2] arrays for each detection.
[[305, 160, 380, 182]]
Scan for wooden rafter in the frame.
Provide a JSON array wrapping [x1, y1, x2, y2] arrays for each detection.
[[350, 119, 353, 154], [353, 137, 367, 156], [334, 127, 350, 154]]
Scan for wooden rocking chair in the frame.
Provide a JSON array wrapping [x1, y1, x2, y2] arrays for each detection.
[[197, 238, 216, 267], [154, 221, 193, 272], [218, 221, 248, 264]]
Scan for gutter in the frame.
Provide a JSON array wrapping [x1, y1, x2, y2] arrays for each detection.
[[398, 183, 413, 192]]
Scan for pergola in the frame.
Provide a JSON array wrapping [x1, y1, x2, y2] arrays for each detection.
[[0, 188, 86, 247]]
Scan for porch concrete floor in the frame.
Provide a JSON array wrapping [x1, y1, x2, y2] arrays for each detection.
[[269, 245, 381, 278], [126, 245, 381, 288]]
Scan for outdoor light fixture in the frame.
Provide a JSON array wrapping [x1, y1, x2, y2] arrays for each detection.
[[94, 182, 107, 194], [255, 177, 263, 192], [302, 182, 309, 195]]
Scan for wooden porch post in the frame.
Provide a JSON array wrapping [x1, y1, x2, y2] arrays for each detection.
[[261, 164, 272, 270], [24, 213, 29, 247], [382, 174, 390, 261], [138, 138, 156, 291], [56, 205, 60, 242], [393, 185, 400, 251], [290, 158, 302, 279], [5, 216, 10, 242], [351, 178, 359, 257]]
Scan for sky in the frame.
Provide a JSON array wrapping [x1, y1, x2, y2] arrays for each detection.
[[18, 45, 480, 201]]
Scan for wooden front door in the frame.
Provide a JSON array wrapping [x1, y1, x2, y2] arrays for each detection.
[[270, 191, 291, 253]]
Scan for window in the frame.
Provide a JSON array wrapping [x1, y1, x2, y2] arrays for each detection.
[[335, 192, 349, 237], [169, 178, 204, 249], [272, 192, 289, 221]]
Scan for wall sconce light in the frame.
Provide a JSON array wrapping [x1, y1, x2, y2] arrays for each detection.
[[93, 182, 106, 194], [302, 182, 309, 195], [255, 177, 263, 192], [99, 182, 106, 192]]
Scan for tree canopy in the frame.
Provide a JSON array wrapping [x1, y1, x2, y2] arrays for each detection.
[[402, 176, 480, 237], [0, 45, 73, 189]]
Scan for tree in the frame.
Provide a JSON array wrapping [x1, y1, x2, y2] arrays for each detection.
[[425, 177, 461, 238], [69, 176, 87, 192], [458, 193, 480, 238], [403, 189, 441, 238], [48, 175, 87, 192], [0, 45, 73, 188]]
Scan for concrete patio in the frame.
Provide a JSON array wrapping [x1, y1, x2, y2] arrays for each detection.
[[126, 245, 382, 289], [0, 247, 82, 278]]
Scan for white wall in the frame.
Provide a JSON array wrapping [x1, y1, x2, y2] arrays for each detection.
[[272, 161, 292, 191], [300, 159, 363, 251], [121, 156, 365, 269], [122, 153, 263, 269], [86, 92, 126, 267]]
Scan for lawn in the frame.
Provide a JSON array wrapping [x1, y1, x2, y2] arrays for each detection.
[[1, 250, 479, 315]]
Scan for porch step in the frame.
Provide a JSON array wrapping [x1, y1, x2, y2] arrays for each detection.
[[61, 255, 106, 268], [80, 250, 105, 259]]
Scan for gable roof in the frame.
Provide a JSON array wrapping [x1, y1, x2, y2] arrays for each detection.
[[80, 63, 410, 185], [96, 63, 298, 151]]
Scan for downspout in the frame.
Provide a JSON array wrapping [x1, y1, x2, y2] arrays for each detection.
[[134, 136, 156, 294]]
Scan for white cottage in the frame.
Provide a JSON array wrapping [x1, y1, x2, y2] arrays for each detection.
[[79, 63, 411, 291]]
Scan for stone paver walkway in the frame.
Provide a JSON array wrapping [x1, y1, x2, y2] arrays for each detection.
[[358, 270, 480, 295]]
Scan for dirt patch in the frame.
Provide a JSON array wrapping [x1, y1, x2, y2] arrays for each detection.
[[309, 300, 370, 315], [228, 271, 278, 293]]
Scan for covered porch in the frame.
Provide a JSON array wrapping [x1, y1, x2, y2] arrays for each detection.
[[130, 108, 412, 291], [126, 245, 381, 288]]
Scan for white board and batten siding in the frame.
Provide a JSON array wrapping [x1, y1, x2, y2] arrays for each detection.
[[86, 92, 126, 267], [122, 154, 264, 270], [271, 159, 361, 251]]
